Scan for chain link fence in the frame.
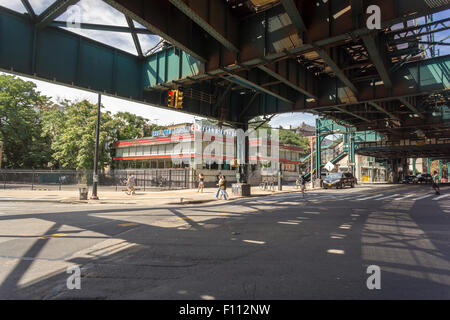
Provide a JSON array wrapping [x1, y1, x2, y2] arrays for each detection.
[[0, 169, 194, 191]]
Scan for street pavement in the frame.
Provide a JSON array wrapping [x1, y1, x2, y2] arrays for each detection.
[[0, 184, 448, 299], [0, 185, 308, 205]]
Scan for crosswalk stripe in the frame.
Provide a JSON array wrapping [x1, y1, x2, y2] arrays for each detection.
[[376, 194, 400, 200], [433, 194, 449, 201], [394, 194, 415, 200], [355, 194, 384, 201], [413, 194, 433, 201], [342, 194, 367, 200]]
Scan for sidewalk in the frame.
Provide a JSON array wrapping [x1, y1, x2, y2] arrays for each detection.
[[0, 186, 307, 205]]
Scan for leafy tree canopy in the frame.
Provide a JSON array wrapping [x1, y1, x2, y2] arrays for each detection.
[[0, 75, 52, 168]]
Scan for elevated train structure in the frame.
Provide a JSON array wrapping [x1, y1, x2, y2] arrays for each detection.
[[1, 0, 449, 181]]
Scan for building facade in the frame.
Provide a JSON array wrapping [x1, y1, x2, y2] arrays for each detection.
[[113, 122, 305, 182]]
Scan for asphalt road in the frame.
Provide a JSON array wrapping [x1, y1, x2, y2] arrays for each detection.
[[0, 184, 448, 299]]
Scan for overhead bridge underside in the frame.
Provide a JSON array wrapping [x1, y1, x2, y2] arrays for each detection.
[[1, 1, 449, 143]]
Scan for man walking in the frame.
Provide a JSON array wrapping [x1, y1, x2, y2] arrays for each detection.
[[299, 173, 306, 198], [432, 171, 441, 195], [219, 175, 228, 200], [215, 173, 222, 199]]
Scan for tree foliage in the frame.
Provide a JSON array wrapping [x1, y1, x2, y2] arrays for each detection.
[[279, 129, 310, 153], [41, 100, 117, 169], [0, 75, 52, 168], [249, 116, 310, 154], [112, 111, 163, 140], [40, 101, 166, 170]]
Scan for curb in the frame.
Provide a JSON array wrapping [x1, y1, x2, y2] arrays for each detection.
[[0, 189, 306, 205]]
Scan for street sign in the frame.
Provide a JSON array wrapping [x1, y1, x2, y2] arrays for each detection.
[[324, 161, 335, 172]]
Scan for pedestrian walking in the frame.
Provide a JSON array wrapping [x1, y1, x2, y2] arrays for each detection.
[[432, 171, 441, 195], [197, 173, 205, 193], [215, 173, 222, 199], [219, 175, 228, 200], [299, 174, 306, 198], [125, 173, 136, 195]]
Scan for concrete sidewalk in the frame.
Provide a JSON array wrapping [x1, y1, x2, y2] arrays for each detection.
[[0, 185, 308, 205]]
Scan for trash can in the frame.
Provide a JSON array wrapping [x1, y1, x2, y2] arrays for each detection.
[[79, 187, 88, 200]]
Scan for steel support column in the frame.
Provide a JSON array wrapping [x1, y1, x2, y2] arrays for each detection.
[[36, 0, 80, 29]]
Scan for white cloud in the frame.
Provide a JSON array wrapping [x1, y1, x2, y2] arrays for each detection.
[[269, 112, 317, 128], [0, 0, 26, 13], [56, 0, 160, 55], [28, 0, 54, 14]]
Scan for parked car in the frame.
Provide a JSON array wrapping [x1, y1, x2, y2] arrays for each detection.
[[417, 173, 433, 184], [323, 172, 357, 189], [402, 175, 418, 184]]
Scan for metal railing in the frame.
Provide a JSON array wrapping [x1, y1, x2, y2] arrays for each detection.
[[0, 169, 194, 191]]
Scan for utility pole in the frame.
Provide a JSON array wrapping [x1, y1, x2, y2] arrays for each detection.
[[91, 94, 101, 200]]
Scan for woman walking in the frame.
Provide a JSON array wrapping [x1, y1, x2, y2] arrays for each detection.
[[197, 173, 205, 193]]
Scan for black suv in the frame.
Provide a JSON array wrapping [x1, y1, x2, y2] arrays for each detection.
[[417, 173, 433, 184], [323, 172, 357, 189]]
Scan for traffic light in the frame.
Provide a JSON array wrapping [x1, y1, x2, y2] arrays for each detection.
[[167, 90, 176, 108], [175, 90, 183, 109]]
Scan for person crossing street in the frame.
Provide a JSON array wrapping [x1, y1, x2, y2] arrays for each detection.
[[432, 171, 441, 195], [299, 173, 307, 198]]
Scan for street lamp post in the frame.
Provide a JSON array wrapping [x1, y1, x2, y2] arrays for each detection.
[[91, 94, 101, 200]]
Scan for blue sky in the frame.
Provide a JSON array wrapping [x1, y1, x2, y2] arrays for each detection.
[[1, 0, 448, 127]]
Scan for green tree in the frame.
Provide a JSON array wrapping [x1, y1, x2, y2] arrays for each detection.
[[249, 117, 310, 155], [111, 111, 163, 140], [279, 129, 309, 152], [0, 74, 52, 168], [41, 99, 117, 170]]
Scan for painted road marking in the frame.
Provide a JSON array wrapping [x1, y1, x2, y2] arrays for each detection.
[[278, 221, 300, 225], [433, 194, 449, 201], [394, 194, 415, 200], [377, 194, 400, 200], [356, 194, 384, 201], [327, 249, 345, 255], [339, 195, 364, 200], [243, 240, 266, 245], [413, 194, 433, 201], [118, 223, 138, 227], [330, 233, 346, 239]]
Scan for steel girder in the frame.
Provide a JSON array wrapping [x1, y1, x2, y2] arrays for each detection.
[[126, 16, 143, 57], [36, 0, 80, 29], [398, 97, 426, 119], [0, 6, 143, 100], [167, 0, 239, 53], [1, 2, 450, 131], [104, 0, 450, 71], [49, 21, 155, 34], [357, 142, 450, 159], [362, 34, 393, 89], [20, 0, 35, 20]]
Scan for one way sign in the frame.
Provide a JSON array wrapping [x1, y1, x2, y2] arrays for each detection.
[[324, 162, 335, 172]]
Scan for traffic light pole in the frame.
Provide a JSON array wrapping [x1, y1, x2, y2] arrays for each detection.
[[91, 94, 101, 200]]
